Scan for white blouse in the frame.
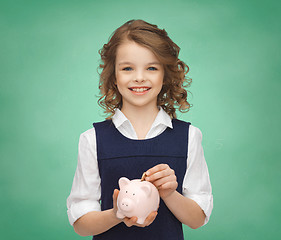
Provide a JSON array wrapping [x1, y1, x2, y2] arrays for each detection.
[[67, 107, 213, 226]]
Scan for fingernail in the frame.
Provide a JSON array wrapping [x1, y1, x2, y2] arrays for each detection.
[[146, 171, 150, 175]]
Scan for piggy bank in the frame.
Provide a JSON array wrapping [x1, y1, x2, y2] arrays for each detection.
[[116, 177, 160, 224]]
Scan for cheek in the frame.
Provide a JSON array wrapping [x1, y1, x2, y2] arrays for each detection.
[[157, 70, 164, 82], [116, 83, 124, 96], [116, 72, 130, 85], [115, 78, 128, 96], [115, 76, 124, 90], [156, 75, 164, 90]]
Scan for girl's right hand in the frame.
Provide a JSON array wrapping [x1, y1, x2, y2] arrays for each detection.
[[112, 189, 158, 228]]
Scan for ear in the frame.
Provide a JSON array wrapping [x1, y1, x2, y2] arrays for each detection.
[[141, 184, 152, 196], [118, 177, 130, 188]]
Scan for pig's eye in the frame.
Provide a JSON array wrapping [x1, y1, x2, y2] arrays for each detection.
[[125, 191, 128, 193], [133, 193, 135, 196]]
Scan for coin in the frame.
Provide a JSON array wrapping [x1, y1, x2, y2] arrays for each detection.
[[141, 172, 147, 181]]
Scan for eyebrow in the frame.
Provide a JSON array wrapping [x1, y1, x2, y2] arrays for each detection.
[[118, 62, 161, 66]]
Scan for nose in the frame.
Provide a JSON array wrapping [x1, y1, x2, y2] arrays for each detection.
[[120, 198, 134, 212], [134, 78, 145, 83], [134, 70, 146, 83]]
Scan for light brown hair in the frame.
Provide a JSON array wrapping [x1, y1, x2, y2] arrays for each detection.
[[98, 19, 192, 119]]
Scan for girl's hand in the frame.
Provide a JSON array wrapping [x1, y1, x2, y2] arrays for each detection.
[[145, 164, 178, 199], [112, 189, 158, 227]]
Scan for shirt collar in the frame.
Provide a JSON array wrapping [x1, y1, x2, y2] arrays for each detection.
[[111, 108, 130, 129], [112, 107, 173, 130], [151, 107, 173, 129]]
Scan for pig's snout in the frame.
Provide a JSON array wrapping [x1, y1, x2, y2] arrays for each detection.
[[119, 198, 134, 212]]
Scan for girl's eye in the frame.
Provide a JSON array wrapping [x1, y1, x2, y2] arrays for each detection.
[[148, 67, 157, 71], [123, 67, 133, 71]]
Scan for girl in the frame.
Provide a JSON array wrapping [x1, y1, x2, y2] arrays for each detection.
[[67, 19, 213, 240]]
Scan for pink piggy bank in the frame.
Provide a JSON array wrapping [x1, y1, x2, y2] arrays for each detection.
[[116, 177, 160, 224]]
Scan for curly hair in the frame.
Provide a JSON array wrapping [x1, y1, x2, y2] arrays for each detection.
[[98, 19, 192, 119]]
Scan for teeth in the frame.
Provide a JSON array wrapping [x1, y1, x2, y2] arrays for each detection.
[[131, 88, 149, 92]]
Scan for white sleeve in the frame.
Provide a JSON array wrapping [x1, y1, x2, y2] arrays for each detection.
[[182, 125, 213, 225], [66, 127, 101, 226]]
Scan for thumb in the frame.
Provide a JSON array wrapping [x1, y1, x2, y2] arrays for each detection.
[[113, 189, 119, 210]]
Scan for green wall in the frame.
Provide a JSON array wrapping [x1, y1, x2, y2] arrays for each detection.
[[1, 0, 280, 239]]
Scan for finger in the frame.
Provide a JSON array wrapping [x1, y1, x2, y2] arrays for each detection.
[[134, 211, 158, 228], [152, 175, 177, 188], [159, 181, 178, 190], [144, 211, 158, 227], [123, 216, 138, 227], [146, 168, 174, 182], [146, 164, 169, 176]]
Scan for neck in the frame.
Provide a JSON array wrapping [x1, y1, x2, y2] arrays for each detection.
[[121, 104, 159, 137]]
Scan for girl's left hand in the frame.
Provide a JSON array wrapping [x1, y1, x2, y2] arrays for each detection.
[[145, 164, 178, 199]]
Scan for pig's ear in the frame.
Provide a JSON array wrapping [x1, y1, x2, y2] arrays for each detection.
[[119, 177, 130, 188], [141, 185, 152, 196]]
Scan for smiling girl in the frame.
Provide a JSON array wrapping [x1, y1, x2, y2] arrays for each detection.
[[67, 19, 213, 240]]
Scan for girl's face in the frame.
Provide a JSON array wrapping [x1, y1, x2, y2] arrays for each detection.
[[115, 41, 164, 111]]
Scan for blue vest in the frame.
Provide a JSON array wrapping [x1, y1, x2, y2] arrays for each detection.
[[92, 119, 190, 240]]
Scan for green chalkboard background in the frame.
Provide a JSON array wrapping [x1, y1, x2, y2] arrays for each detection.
[[1, 0, 280, 239]]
